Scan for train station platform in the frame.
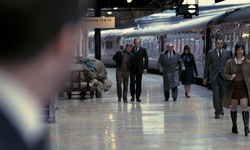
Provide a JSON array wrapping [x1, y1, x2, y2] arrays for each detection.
[[49, 68, 250, 150]]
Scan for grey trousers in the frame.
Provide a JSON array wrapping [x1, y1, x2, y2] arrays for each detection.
[[164, 87, 178, 100], [116, 70, 129, 100], [211, 73, 226, 115]]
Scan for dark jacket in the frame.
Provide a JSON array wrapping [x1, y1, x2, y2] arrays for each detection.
[[131, 47, 148, 73], [113, 50, 134, 70], [180, 53, 198, 84], [0, 108, 48, 150]]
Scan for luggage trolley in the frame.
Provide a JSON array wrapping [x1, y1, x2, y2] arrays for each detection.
[[65, 64, 96, 99]]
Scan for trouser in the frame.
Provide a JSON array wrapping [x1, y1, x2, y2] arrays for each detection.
[[116, 70, 129, 100], [130, 70, 142, 100], [211, 73, 225, 115], [164, 87, 178, 100]]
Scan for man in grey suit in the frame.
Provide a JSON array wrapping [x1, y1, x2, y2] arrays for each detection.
[[158, 43, 185, 101], [203, 37, 231, 119]]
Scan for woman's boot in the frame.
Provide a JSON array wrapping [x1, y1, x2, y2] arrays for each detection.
[[242, 111, 249, 136], [230, 111, 238, 134]]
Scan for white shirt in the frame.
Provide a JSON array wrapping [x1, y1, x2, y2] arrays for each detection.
[[136, 47, 140, 52], [0, 68, 45, 148], [217, 49, 222, 58]]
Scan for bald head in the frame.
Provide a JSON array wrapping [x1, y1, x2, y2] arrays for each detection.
[[167, 43, 174, 51]]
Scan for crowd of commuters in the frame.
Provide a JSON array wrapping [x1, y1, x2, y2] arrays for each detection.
[[113, 36, 250, 136]]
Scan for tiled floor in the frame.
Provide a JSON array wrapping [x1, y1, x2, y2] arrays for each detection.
[[49, 68, 250, 150]]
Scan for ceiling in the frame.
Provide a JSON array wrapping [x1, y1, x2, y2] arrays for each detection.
[[85, 0, 184, 27]]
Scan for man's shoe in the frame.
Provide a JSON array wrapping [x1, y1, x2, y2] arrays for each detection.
[[165, 99, 169, 101], [173, 98, 177, 101], [118, 98, 121, 102], [215, 114, 220, 119], [124, 100, 127, 103], [136, 99, 141, 102], [131, 97, 135, 101], [221, 109, 224, 116]]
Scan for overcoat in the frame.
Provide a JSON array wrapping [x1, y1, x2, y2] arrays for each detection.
[[223, 58, 250, 108], [157, 50, 184, 90], [180, 53, 198, 85]]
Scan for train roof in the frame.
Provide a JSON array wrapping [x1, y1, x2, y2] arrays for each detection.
[[88, 28, 134, 40], [209, 6, 250, 26], [124, 15, 219, 37], [124, 5, 250, 37]]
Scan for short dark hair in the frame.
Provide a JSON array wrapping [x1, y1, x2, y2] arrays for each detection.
[[0, 0, 87, 63], [215, 35, 224, 42], [234, 43, 245, 57], [126, 44, 133, 48], [134, 38, 140, 43]]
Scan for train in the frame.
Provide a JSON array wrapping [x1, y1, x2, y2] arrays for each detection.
[[88, 5, 250, 85]]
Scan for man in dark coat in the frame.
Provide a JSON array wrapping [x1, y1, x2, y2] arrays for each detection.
[[0, 0, 88, 149], [130, 39, 148, 102], [157, 43, 185, 101]]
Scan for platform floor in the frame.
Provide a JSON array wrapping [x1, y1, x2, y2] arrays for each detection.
[[49, 68, 250, 150]]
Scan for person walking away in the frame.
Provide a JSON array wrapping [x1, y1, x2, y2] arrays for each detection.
[[203, 36, 231, 119], [113, 44, 134, 103], [180, 45, 198, 98], [157, 43, 185, 101], [223, 43, 250, 136]]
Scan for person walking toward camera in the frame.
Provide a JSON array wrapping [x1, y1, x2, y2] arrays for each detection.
[[203, 36, 231, 119], [113, 44, 134, 103], [157, 43, 185, 101], [223, 43, 250, 136], [180, 45, 198, 98], [130, 39, 148, 102]]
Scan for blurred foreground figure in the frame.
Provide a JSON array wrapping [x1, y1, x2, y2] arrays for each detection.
[[0, 0, 86, 149]]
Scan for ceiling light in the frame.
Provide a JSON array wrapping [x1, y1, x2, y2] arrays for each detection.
[[107, 11, 112, 15], [127, 0, 132, 3]]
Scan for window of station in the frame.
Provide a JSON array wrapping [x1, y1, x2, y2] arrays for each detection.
[[106, 41, 113, 49]]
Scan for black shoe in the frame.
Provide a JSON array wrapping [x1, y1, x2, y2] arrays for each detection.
[[165, 99, 169, 101], [136, 99, 141, 102], [131, 97, 134, 101], [245, 127, 249, 136], [215, 114, 220, 119], [232, 126, 238, 134], [118, 98, 121, 102], [173, 98, 177, 101], [124, 100, 127, 103], [221, 109, 224, 116]]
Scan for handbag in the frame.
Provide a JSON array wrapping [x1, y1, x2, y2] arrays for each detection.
[[225, 80, 234, 89]]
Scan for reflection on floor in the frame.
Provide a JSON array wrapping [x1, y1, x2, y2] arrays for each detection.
[[49, 68, 250, 150]]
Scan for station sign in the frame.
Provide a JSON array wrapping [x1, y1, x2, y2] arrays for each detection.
[[82, 17, 115, 28]]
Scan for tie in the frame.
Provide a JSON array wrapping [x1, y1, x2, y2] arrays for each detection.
[[219, 50, 222, 58], [169, 52, 171, 60]]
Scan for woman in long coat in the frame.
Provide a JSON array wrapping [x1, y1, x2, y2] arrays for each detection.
[[223, 43, 250, 136], [180, 45, 198, 98]]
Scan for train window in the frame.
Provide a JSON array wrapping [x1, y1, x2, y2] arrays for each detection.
[[106, 41, 113, 49]]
